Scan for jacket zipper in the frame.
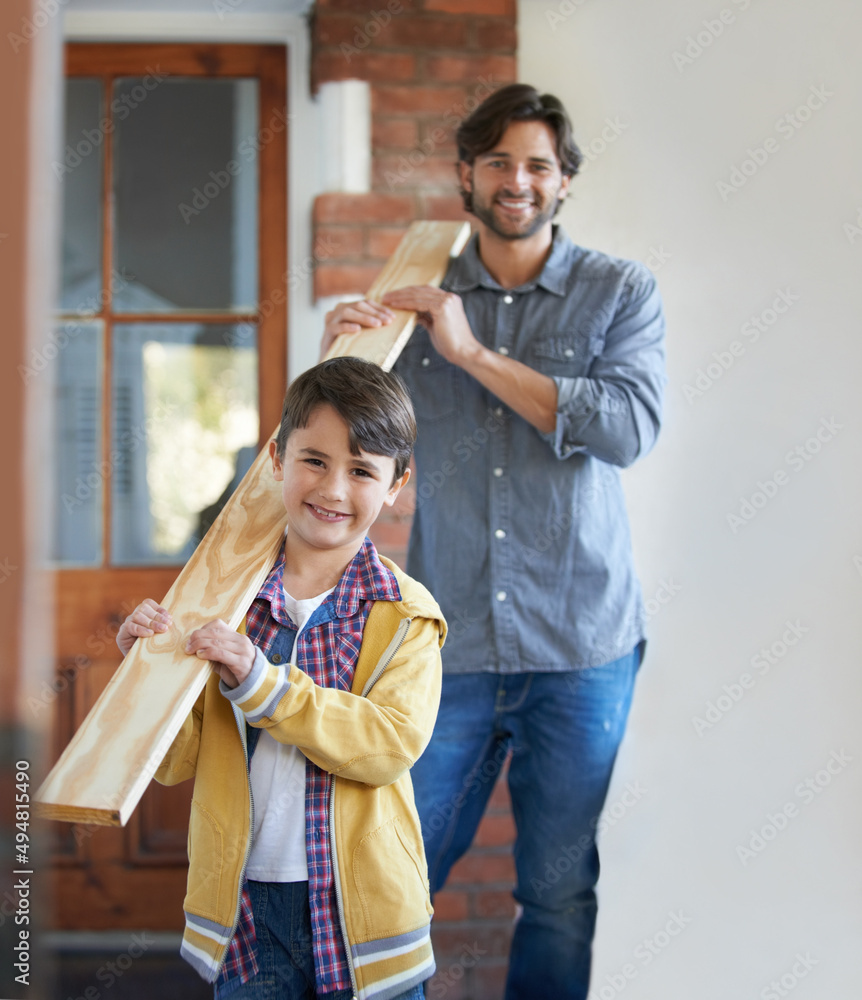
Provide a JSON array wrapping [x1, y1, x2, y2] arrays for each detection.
[[215, 701, 255, 977], [331, 617, 412, 998]]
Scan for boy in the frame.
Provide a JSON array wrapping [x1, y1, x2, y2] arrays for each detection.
[[117, 357, 445, 1000]]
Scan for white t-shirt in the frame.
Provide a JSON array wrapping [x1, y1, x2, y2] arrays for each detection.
[[245, 585, 333, 882]]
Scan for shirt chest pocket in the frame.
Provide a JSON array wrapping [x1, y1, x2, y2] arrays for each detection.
[[532, 330, 603, 377], [397, 335, 459, 421]]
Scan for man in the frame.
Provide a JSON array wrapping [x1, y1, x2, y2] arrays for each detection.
[[321, 83, 666, 1000]]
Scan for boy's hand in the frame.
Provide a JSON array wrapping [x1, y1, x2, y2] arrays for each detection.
[[185, 620, 255, 690], [116, 599, 172, 657], [321, 299, 395, 360]]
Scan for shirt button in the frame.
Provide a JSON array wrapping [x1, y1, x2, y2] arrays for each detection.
[[494, 406, 503, 417], [503, 294, 514, 304], [421, 357, 431, 367], [498, 346, 509, 356], [495, 529, 506, 539], [496, 591, 507, 602], [271, 653, 282, 664], [564, 348, 575, 358], [493, 466, 504, 477]]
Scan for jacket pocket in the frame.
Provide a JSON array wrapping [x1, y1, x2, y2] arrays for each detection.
[[184, 800, 225, 919], [352, 816, 431, 937]]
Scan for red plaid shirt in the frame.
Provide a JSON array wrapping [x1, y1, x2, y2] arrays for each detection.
[[217, 536, 401, 995]]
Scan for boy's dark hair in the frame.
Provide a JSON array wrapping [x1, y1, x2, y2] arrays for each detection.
[[456, 83, 583, 213], [275, 357, 416, 481]]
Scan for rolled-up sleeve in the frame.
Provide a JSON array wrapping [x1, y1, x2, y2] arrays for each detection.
[[546, 267, 666, 466]]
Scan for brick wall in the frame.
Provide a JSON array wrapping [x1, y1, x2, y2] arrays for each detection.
[[310, 4, 519, 995], [310, 0, 516, 300]]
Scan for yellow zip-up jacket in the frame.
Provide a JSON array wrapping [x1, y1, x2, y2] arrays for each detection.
[[155, 558, 445, 1000]]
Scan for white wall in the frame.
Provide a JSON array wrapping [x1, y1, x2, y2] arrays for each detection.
[[520, 1, 861, 996]]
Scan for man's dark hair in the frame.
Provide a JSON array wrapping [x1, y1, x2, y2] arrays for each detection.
[[275, 357, 416, 481], [456, 83, 583, 212]]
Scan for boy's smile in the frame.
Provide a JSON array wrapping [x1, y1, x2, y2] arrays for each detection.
[[269, 403, 409, 569]]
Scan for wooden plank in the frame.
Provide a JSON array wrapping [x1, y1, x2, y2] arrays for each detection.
[[36, 220, 469, 826], [324, 220, 470, 371]]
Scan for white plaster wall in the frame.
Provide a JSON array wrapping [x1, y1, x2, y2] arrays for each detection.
[[519, 1, 862, 996]]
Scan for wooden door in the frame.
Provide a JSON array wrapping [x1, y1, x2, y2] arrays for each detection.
[[47, 43, 287, 930]]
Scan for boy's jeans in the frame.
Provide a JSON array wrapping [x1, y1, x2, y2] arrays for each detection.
[[216, 880, 425, 1000], [411, 646, 642, 1000]]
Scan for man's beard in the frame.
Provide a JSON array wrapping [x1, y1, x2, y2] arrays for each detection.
[[470, 186, 563, 240]]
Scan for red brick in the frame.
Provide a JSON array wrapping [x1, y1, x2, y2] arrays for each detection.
[[432, 923, 512, 959], [367, 518, 411, 550], [432, 889, 469, 922], [386, 17, 469, 50], [474, 811, 516, 848], [419, 118, 458, 151], [473, 18, 517, 51], [366, 225, 409, 259], [448, 851, 515, 885], [389, 478, 415, 515], [487, 770, 511, 809], [314, 192, 414, 225], [317, 0, 422, 10], [314, 263, 381, 299], [374, 153, 459, 192], [424, 970, 471, 1000], [472, 888, 516, 919], [373, 117, 420, 150], [420, 193, 473, 223], [426, 53, 516, 83], [373, 84, 470, 116], [472, 962, 510, 998], [311, 12, 357, 48], [425, 0, 514, 13], [314, 226, 364, 259], [315, 49, 417, 85]]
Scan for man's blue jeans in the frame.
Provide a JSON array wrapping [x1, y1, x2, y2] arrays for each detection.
[[411, 645, 642, 1000]]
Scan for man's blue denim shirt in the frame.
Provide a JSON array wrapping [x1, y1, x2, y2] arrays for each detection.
[[394, 227, 666, 673]]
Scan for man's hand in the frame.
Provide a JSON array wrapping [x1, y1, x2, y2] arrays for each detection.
[[185, 620, 256, 689], [382, 286, 482, 367], [116, 599, 172, 657], [321, 299, 395, 360]]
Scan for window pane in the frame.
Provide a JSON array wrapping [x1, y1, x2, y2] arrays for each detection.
[[59, 79, 103, 312], [110, 323, 258, 565], [53, 322, 103, 565], [113, 78, 259, 313]]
